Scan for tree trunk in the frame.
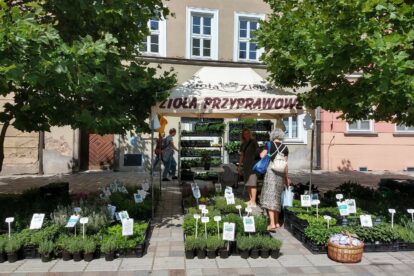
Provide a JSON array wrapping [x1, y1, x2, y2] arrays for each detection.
[[0, 121, 10, 173]]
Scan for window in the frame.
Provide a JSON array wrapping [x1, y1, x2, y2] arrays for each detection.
[[234, 12, 265, 62], [347, 120, 373, 132], [396, 124, 414, 132], [282, 115, 307, 143], [186, 7, 219, 60], [140, 18, 166, 57]]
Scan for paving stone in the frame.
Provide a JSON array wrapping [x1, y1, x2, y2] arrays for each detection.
[[278, 255, 312, 267], [153, 257, 184, 270], [84, 258, 121, 271], [185, 268, 203, 276], [364, 253, 402, 265], [215, 256, 249, 268], [185, 258, 217, 269], [168, 269, 185, 276], [247, 258, 281, 267], [298, 266, 320, 274], [50, 260, 88, 272], [151, 270, 169, 276], [15, 259, 57, 272], [201, 268, 220, 275], [118, 258, 153, 271], [304, 254, 343, 266]]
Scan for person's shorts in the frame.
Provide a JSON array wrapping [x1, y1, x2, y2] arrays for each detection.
[[245, 173, 258, 187]]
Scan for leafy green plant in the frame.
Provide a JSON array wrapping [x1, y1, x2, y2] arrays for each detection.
[[224, 141, 241, 154], [268, 238, 282, 250], [193, 238, 207, 250], [214, 197, 246, 214], [206, 237, 224, 251], [0, 236, 6, 253], [297, 213, 337, 226], [185, 236, 197, 251], [65, 238, 82, 254], [351, 223, 398, 243], [5, 238, 22, 253], [106, 222, 148, 249], [83, 239, 97, 254], [304, 225, 346, 245], [255, 215, 268, 235], [38, 241, 55, 255], [222, 214, 244, 235], [236, 236, 252, 251], [101, 237, 118, 253]]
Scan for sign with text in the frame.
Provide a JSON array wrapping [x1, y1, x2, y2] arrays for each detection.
[[337, 202, 350, 216], [29, 214, 45, 230], [65, 215, 80, 228], [223, 222, 236, 241], [134, 193, 143, 203], [360, 215, 373, 227], [122, 218, 134, 236], [225, 193, 235, 205], [346, 199, 357, 214], [118, 211, 129, 221], [301, 195, 311, 207], [243, 216, 256, 233]]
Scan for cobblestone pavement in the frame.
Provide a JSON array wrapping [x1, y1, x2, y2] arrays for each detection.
[[1, 171, 414, 275]]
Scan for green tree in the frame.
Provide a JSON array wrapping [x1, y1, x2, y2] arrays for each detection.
[[257, 0, 414, 125], [0, 0, 176, 171]]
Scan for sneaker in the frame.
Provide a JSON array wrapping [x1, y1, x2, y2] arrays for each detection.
[[162, 178, 171, 181]]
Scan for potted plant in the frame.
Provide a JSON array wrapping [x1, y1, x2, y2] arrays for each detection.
[[67, 239, 82, 262], [201, 151, 212, 171], [237, 236, 251, 259], [83, 239, 96, 262], [0, 237, 6, 263], [218, 241, 229, 259], [259, 237, 270, 258], [60, 238, 72, 261], [194, 238, 207, 259], [38, 241, 54, 262], [101, 237, 117, 261], [206, 237, 223, 259], [184, 236, 196, 259], [269, 238, 282, 259], [249, 237, 260, 259], [5, 239, 21, 263]]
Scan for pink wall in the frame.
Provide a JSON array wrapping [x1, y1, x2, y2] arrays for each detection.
[[320, 110, 414, 171]]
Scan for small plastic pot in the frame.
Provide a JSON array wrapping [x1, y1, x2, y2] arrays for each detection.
[[271, 249, 280, 259], [41, 253, 52, 263], [260, 249, 270, 258], [197, 249, 206, 259], [0, 252, 7, 263], [62, 250, 72, 261], [73, 251, 82, 262], [250, 249, 260, 259], [185, 249, 195, 259], [219, 248, 229, 259], [105, 252, 115, 261], [84, 252, 94, 262], [7, 252, 18, 263], [206, 249, 217, 259], [239, 249, 250, 259]]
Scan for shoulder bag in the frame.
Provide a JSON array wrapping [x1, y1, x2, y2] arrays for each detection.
[[252, 142, 276, 174], [270, 142, 287, 173]]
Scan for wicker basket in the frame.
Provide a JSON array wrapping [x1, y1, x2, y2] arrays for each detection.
[[327, 240, 364, 263]]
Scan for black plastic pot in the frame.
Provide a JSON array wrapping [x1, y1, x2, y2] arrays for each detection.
[[41, 253, 52, 263], [62, 250, 72, 261], [0, 252, 6, 263], [204, 163, 211, 171], [197, 249, 206, 259], [239, 249, 250, 259], [206, 249, 216, 259], [73, 251, 82, 262], [185, 249, 195, 259], [270, 249, 280, 259], [250, 249, 260, 259], [84, 252, 94, 262], [7, 252, 18, 263], [23, 245, 38, 259], [219, 248, 229, 259], [105, 252, 115, 261], [260, 249, 270, 258]]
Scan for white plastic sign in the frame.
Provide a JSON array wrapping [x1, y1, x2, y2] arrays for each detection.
[[223, 222, 235, 241], [5, 217, 14, 223], [224, 186, 233, 195], [214, 216, 222, 222], [193, 214, 201, 220], [337, 202, 349, 216], [243, 216, 256, 233], [346, 199, 357, 214], [122, 218, 134, 236], [323, 215, 332, 228], [65, 215, 80, 228], [215, 183, 222, 193], [245, 207, 253, 215], [142, 181, 150, 191], [134, 193, 143, 203], [389, 209, 396, 228], [202, 208, 209, 215], [80, 217, 89, 224], [201, 217, 210, 223], [360, 215, 373, 227], [198, 204, 206, 210], [192, 186, 201, 199], [311, 199, 320, 206], [118, 211, 129, 221], [30, 214, 45, 230], [214, 216, 222, 238], [225, 193, 235, 205], [336, 194, 344, 201], [300, 195, 311, 207], [408, 209, 414, 222], [74, 207, 82, 214]]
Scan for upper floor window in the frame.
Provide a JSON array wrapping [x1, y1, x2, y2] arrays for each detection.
[[396, 124, 414, 132], [140, 18, 166, 57], [283, 115, 307, 143], [347, 120, 373, 132], [186, 7, 219, 60], [234, 12, 265, 62]]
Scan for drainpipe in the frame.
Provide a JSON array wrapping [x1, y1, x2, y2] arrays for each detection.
[[38, 131, 44, 175], [315, 107, 321, 170]]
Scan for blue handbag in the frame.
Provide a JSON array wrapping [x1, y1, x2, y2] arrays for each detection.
[[252, 142, 271, 174]]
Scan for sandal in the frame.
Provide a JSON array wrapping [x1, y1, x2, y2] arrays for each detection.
[[267, 225, 277, 232]]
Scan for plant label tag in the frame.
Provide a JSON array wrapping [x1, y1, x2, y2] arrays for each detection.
[[388, 209, 396, 214], [142, 181, 150, 191], [5, 217, 14, 223], [198, 204, 206, 210], [245, 207, 253, 214], [118, 211, 129, 221], [107, 204, 117, 219], [192, 186, 201, 199], [65, 215, 80, 228], [407, 209, 414, 214], [215, 183, 222, 193], [29, 213, 45, 230], [134, 193, 143, 203], [235, 205, 242, 210], [214, 216, 222, 222], [311, 193, 319, 201], [202, 209, 209, 215], [225, 193, 235, 205], [346, 199, 357, 214], [223, 222, 235, 241], [336, 194, 344, 201], [301, 195, 311, 207], [337, 202, 349, 216], [80, 217, 89, 224], [311, 199, 320, 206], [193, 214, 201, 220], [360, 215, 373, 227], [201, 217, 210, 223], [224, 186, 233, 195], [243, 216, 256, 233], [122, 218, 134, 236], [323, 215, 332, 221]]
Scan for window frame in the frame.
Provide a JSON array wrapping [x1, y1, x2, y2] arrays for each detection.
[[395, 124, 414, 133], [140, 18, 167, 57], [346, 120, 374, 133], [282, 114, 308, 144], [233, 12, 265, 62], [186, 7, 219, 60]]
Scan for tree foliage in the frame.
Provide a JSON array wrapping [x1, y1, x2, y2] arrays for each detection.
[[257, 0, 414, 125], [0, 0, 176, 170]]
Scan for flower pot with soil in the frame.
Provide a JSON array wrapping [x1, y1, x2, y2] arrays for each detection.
[[201, 151, 212, 171], [269, 238, 282, 259], [38, 241, 54, 263], [194, 238, 207, 259], [0, 237, 7, 263], [237, 236, 252, 259], [101, 237, 118, 261], [66, 240, 82, 262], [5, 239, 21, 263], [184, 236, 196, 259], [206, 237, 224, 259], [83, 239, 96, 262], [219, 246, 229, 259]]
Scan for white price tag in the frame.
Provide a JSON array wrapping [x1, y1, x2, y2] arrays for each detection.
[[407, 209, 414, 214], [215, 183, 222, 193], [192, 186, 201, 199], [134, 193, 143, 203], [336, 194, 344, 201], [29, 214, 45, 230], [245, 207, 252, 214], [80, 217, 89, 224], [214, 216, 222, 222], [198, 204, 206, 210], [360, 215, 373, 227], [337, 202, 350, 216], [224, 186, 233, 195], [223, 222, 235, 241], [5, 217, 14, 223], [225, 193, 235, 205], [235, 205, 242, 210], [301, 195, 311, 207], [346, 199, 357, 214], [243, 216, 256, 233], [201, 217, 210, 223], [311, 199, 320, 206], [202, 209, 209, 215], [193, 214, 201, 220], [122, 218, 134, 236], [388, 209, 396, 214], [118, 211, 130, 221]]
